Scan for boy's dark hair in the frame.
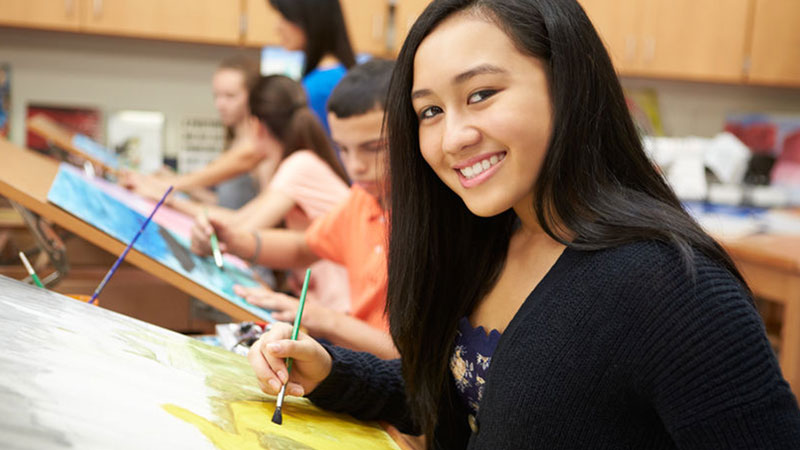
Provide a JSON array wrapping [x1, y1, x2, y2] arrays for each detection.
[[327, 59, 395, 119]]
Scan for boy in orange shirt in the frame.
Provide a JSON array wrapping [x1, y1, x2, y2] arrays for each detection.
[[194, 60, 397, 358]]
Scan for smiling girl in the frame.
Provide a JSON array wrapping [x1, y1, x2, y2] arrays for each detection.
[[247, 1, 800, 448]]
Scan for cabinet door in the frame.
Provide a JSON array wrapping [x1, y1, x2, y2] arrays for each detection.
[[748, 0, 800, 87], [638, 0, 750, 82], [393, 0, 431, 54], [579, 0, 644, 73], [243, 0, 281, 47], [80, 0, 241, 45], [0, 0, 80, 31], [341, 0, 389, 56]]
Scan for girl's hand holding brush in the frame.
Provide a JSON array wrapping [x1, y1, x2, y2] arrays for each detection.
[[248, 321, 332, 399]]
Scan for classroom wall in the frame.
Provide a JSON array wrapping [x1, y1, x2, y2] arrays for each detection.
[[1, 27, 799, 159], [621, 77, 800, 137], [0, 27, 259, 160]]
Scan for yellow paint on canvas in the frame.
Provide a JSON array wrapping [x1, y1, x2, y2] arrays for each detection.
[[164, 398, 400, 450]]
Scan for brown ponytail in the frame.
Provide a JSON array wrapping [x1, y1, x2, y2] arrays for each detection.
[[283, 106, 350, 183], [249, 75, 349, 184]]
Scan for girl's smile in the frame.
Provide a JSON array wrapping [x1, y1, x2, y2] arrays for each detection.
[[453, 150, 507, 188]]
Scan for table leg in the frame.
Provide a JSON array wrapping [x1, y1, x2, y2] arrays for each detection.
[[779, 277, 800, 397]]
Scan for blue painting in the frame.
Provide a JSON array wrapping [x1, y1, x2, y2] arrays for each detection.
[[47, 163, 272, 321], [71, 133, 121, 170]]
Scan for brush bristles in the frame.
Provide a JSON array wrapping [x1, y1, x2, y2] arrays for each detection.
[[272, 383, 286, 425], [271, 406, 283, 425]]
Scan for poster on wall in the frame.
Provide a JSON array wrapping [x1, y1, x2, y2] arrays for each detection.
[[0, 63, 10, 138], [726, 114, 800, 186], [26, 103, 102, 152], [107, 110, 165, 173], [177, 116, 225, 174], [260, 46, 305, 80]]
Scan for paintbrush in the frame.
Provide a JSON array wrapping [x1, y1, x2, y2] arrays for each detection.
[[204, 208, 224, 270], [89, 186, 173, 304], [272, 267, 311, 425], [19, 251, 45, 288]]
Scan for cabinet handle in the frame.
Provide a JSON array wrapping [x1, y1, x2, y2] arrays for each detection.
[[372, 14, 383, 41], [239, 12, 247, 37], [643, 37, 655, 63], [625, 36, 636, 63], [93, 0, 103, 18], [64, 0, 74, 17]]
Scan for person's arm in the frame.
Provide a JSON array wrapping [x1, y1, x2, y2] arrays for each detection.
[[308, 344, 416, 433], [119, 171, 234, 220], [247, 322, 416, 433], [191, 215, 319, 268], [230, 188, 296, 231], [316, 313, 398, 359], [120, 140, 270, 199], [239, 228, 318, 269], [182, 187, 294, 236], [630, 260, 800, 447], [235, 286, 398, 359], [171, 141, 268, 191], [167, 195, 235, 221], [151, 167, 219, 204]]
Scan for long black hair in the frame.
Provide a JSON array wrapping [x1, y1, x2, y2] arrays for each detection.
[[269, 0, 356, 77], [385, 0, 746, 443], [250, 75, 349, 183]]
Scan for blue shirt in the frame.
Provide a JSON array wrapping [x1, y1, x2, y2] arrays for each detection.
[[302, 64, 347, 135]]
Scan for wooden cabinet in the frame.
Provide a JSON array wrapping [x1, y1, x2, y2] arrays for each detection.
[[341, 0, 389, 55], [579, 0, 643, 73], [79, 0, 241, 45], [747, 0, 800, 87], [0, 0, 797, 88], [243, 0, 281, 47], [0, 0, 81, 31], [637, 0, 750, 82], [393, 0, 430, 54], [582, 0, 750, 82]]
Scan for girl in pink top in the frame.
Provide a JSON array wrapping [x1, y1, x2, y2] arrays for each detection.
[[191, 75, 351, 312]]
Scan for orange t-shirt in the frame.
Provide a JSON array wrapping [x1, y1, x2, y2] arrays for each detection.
[[305, 185, 389, 331]]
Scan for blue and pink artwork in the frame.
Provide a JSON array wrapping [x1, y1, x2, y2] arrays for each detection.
[[71, 133, 121, 170], [47, 163, 272, 321]]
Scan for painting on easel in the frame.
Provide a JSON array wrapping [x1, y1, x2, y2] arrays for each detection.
[[26, 104, 102, 153], [0, 276, 400, 449], [46, 162, 271, 322], [0, 63, 9, 138]]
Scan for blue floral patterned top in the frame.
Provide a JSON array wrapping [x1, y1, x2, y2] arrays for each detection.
[[449, 317, 502, 416]]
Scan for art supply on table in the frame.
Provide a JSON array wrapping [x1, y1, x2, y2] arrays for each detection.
[[66, 294, 98, 305], [88, 185, 173, 304], [205, 208, 224, 269], [273, 268, 311, 425], [214, 321, 269, 355], [18, 251, 44, 288]]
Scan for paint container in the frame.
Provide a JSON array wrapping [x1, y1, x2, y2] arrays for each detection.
[[66, 294, 99, 306]]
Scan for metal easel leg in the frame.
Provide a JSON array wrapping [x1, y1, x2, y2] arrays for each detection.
[[9, 201, 70, 287]]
